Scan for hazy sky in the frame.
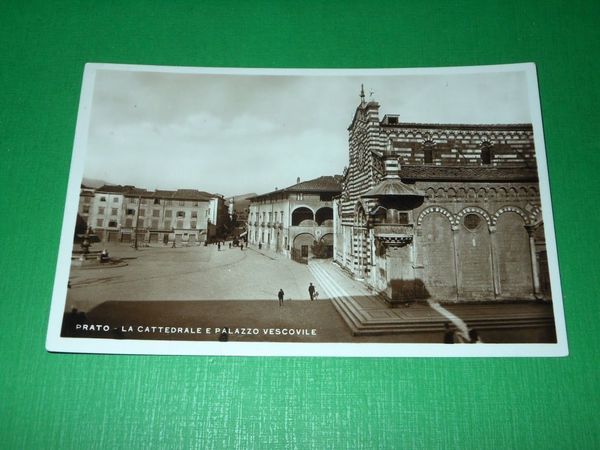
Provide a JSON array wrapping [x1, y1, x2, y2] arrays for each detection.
[[84, 68, 531, 197]]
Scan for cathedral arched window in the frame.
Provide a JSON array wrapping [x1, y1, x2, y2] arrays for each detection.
[[423, 140, 435, 164], [481, 141, 493, 165]]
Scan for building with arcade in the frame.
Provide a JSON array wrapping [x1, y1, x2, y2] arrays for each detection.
[[248, 176, 342, 262]]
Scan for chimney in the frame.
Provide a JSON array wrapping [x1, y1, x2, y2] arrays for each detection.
[[296, 177, 300, 184]]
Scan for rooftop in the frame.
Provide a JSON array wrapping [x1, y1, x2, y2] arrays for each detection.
[[362, 178, 424, 199], [250, 175, 342, 201], [286, 175, 343, 193], [91, 185, 217, 201], [379, 116, 533, 131]]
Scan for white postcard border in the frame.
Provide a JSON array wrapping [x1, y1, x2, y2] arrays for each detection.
[[46, 63, 568, 357]]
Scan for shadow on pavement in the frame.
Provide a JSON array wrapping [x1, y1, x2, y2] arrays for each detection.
[[59, 297, 557, 344]]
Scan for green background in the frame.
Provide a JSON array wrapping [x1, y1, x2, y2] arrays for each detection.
[[1, 1, 598, 448]]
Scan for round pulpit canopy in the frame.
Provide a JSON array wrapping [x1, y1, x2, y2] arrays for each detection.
[[362, 179, 425, 210]]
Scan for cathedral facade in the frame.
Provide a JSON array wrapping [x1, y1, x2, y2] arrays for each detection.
[[333, 89, 550, 304]]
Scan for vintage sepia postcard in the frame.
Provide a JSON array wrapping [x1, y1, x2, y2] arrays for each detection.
[[46, 63, 568, 356]]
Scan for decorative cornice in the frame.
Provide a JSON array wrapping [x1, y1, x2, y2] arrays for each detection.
[[380, 122, 533, 132], [375, 235, 413, 247], [399, 165, 539, 182]]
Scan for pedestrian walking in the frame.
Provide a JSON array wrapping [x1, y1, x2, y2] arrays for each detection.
[[443, 322, 454, 344], [308, 282, 315, 301], [468, 329, 483, 343], [218, 328, 229, 342], [278, 289, 284, 307], [217, 242, 221, 251], [240, 243, 244, 250]]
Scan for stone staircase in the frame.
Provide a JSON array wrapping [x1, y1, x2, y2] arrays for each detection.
[[309, 261, 446, 335], [309, 260, 555, 337]]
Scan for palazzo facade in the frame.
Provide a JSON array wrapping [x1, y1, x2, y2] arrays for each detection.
[[248, 176, 342, 262], [334, 89, 550, 304], [79, 184, 225, 245]]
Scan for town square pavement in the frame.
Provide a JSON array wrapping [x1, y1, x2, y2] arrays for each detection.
[[67, 242, 318, 312], [64, 242, 440, 342], [63, 242, 555, 343]]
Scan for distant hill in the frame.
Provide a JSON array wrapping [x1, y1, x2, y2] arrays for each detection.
[[82, 178, 113, 188], [229, 193, 256, 214], [230, 193, 257, 201]]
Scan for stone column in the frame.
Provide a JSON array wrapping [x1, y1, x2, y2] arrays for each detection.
[[451, 225, 461, 301], [368, 228, 375, 283], [489, 225, 500, 298], [413, 227, 423, 267], [361, 227, 369, 279], [333, 199, 338, 262], [526, 225, 541, 298], [354, 226, 364, 281]]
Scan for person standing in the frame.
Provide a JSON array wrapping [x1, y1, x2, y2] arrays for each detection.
[[308, 283, 315, 301], [278, 289, 284, 307]]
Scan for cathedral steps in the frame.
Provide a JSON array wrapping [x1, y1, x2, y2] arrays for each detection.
[[309, 260, 554, 337]]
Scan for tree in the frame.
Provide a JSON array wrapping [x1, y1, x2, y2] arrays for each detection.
[[74, 214, 88, 242], [217, 213, 235, 238]]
